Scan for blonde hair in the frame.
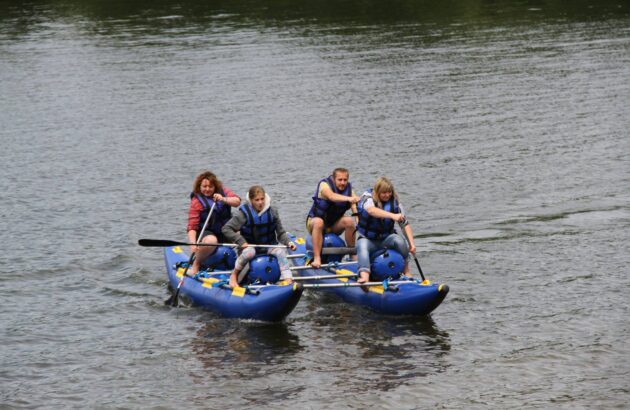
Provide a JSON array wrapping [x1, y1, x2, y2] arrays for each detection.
[[248, 185, 266, 201], [373, 177, 396, 207], [192, 171, 223, 195]]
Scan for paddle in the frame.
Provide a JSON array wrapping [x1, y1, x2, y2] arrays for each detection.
[[165, 202, 216, 307], [247, 279, 416, 290], [398, 220, 426, 281], [412, 255, 427, 282], [139, 239, 287, 249], [289, 261, 356, 271], [293, 273, 357, 281], [287, 247, 356, 259], [316, 247, 356, 255]]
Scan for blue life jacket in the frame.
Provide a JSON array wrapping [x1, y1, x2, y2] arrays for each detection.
[[191, 189, 232, 238], [239, 203, 278, 245], [307, 176, 353, 227], [356, 189, 400, 240]]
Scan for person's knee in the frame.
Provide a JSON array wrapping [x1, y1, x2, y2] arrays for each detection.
[[395, 236, 409, 252], [397, 241, 409, 256], [237, 247, 255, 261], [311, 218, 324, 230], [199, 236, 217, 255], [356, 238, 370, 253], [337, 216, 350, 227]]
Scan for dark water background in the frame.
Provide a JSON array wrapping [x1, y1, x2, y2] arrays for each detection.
[[1, 0, 629, 408]]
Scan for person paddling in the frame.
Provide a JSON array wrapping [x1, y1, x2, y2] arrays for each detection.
[[356, 177, 416, 283], [223, 186, 297, 288], [306, 168, 360, 268], [187, 171, 241, 275]]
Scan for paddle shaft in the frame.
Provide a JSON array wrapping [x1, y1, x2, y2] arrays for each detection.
[[412, 255, 426, 281], [289, 261, 356, 271], [173, 270, 358, 281], [287, 254, 307, 259], [247, 279, 415, 290], [293, 273, 357, 281], [398, 220, 426, 281], [287, 247, 357, 259], [170, 272, 357, 282], [139, 238, 287, 249], [168, 202, 216, 306]]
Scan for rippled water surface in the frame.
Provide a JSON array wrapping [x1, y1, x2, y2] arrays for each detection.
[[1, 0, 629, 408]]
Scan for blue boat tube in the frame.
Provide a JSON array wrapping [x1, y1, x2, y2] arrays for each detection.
[[290, 234, 448, 316], [164, 246, 303, 322]]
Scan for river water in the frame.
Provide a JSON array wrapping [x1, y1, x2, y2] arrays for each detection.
[[1, 0, 629, 408]]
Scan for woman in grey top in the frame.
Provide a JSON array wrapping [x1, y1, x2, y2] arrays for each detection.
[[222, 185, 297, 288]]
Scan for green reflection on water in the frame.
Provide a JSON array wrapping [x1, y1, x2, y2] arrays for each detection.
[[1, 0, 628, 29]]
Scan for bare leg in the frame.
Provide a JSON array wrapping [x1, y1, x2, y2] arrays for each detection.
[[229, 268, 241, 288], [190, 234, 218, 274], [308, 217, 324, 268], [230, 247, 256, 288], [403, 260, 412, 277], [357, 270, 370, 283], [332, 216, 357, 261]]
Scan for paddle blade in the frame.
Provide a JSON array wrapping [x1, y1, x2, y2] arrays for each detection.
[[139, 239, 182, 247], [164, 294, 176, 306]]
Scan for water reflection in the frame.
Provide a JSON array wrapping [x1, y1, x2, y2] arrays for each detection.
[[357, 316, 451, 391], [1, 0, 627, 31], [303, 302, 451, 392], [190, 318, 301, 376]]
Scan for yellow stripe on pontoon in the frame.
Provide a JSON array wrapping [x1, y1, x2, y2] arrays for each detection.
[[368, 286, 384, 294], [232, 286, 245, 297], [335, 268, 354, 282], [201, 277, 221, 288]]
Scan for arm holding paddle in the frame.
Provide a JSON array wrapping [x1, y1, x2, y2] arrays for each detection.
[[365, 203, 406, 222], [188, 189, 241, 252], [398, 218, 416, 278], [211, 191, 241, 207], [396, 204, 427, 281], [321, 183, 360, 205]]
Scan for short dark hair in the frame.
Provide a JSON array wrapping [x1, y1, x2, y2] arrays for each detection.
[[332, 168, 349, 179]]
